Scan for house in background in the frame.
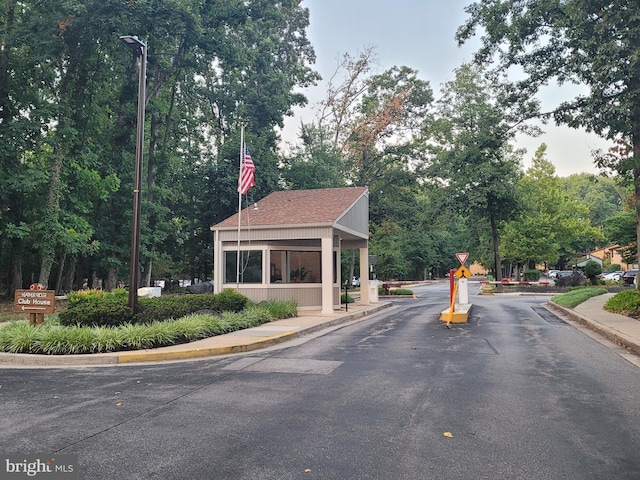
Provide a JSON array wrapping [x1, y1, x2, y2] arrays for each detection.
[[577, 244, 636, 270], [210, 187, 371, 314]]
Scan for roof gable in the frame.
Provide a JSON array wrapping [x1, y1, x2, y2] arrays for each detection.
[[212, 187, 368, 230]]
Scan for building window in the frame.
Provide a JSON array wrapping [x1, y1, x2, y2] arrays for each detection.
[[270, 250, 321, 283], [224, 250, 263, 283]]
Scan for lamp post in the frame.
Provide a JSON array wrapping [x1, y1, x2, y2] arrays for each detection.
[[120, 35, 147, 312]]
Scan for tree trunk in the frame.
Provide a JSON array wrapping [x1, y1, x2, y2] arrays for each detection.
[[105, 266, 116, 291], [63, 255, 76, 293], [9, 241, 23, 294], [634, 121, 640, 289], [145, 259, 152, 288], [490, 212, 503, 292], [54, 248, 66, 294], [38, 142, 64, 289]]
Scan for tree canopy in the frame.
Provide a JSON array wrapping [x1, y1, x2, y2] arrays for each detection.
[[457, 0, 640, 283]]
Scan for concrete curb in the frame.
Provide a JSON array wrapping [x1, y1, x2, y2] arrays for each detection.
[[116, 331, 301, 364], [0, 351, 119, 367], [548, 301, 640, 356]]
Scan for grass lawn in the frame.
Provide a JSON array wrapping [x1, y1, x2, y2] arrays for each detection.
[[550, 287, 608, 308]]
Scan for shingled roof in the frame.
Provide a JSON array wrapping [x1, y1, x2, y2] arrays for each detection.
[[212, 187, 368, 229]]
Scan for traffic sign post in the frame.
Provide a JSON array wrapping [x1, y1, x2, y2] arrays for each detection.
[[454, 258, 470, 307], [441, 254, 472, 325]]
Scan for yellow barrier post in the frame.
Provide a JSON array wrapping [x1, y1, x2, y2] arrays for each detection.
[[447, 281, 458, 328]]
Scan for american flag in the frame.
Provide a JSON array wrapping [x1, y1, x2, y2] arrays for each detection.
[[238, 145, 255, 195]]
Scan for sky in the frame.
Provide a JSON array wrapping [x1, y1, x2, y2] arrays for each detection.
[[280, 0, 612, 178]]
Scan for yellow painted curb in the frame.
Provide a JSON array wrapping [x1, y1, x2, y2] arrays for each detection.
[[116, 331, 299, 364]]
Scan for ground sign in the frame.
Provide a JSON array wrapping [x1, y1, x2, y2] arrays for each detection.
[[14, 289, 56, 315]]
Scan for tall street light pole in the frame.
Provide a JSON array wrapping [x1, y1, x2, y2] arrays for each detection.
[[120, 35, 147, 312]]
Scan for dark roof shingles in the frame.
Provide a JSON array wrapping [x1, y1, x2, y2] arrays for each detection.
[[213, 187, 367, 228]]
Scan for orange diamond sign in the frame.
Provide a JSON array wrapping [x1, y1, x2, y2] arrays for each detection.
[[455, 265, 471, 279]]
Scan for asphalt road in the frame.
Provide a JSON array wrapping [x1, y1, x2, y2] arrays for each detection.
[[2, 282, 640, 479]]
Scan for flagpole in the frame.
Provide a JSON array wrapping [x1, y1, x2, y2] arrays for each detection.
[[236, 126, 244, 290]]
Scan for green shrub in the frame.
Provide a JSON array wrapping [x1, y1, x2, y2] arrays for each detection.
[[242, 305, 275, 325], [60, 288, 249, 327], [390, 288, 414, 296], [341, 293, 354, 303], [171, 314, 220, 341], [523, 270, 541, 281], [213, 289, 249, 312], [0, 299, 295, 355], [118, 323, 159, 350], [137, 289, 248, 324], [604, 289, 640, 314], [584, 260, 602, 285], [36, 325, 95, 354], [59, 295, 135, 327], [91, 326, 125, 353], [66, 288, 128, 306], [0, 321, 42, 353], [256, 300, 297, 319], [136, 296, 196, 324]]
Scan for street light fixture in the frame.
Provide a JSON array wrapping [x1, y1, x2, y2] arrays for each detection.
[[120, 35, 147, 312]]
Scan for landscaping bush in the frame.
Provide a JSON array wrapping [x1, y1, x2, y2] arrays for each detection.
[[523, 270, 541, 282], [59, 294, 135, 327], [136, 295, 220, 324], [341, 293, 354, 304], [604, 289, 640, 314], [59, 288, 249, 327], [213, 288, 249, 312], [66, 288, 128, 305], [584, 260, 602, 285], [0, 299, 298, 355], [389, 288, 414, 296], [257, 300, 297, 319], [138, 290, 248, 324]]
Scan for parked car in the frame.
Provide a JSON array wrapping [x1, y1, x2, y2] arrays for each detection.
[[351, 276, 360, 287], [601, 271, 623, 282], [556, 270, 581, 278], [623, 269, 638, 285], [553, 269, 586, 286], [548, 269, 560, 278]]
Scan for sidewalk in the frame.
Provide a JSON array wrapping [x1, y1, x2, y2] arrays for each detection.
[[549, 293, 640, 356], [0, 302, 393, 367]]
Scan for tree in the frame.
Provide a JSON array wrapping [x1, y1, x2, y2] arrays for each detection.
[[584, 259, 602, 285], [501, 144, 604, 272], [560, 173, 626, 230], [0, 0, 320, 296], [290, 50, 435, 280], [280, 124, 345, 190], [428, 64, 525, 281], [457, 0, 640, 286], [604, 211, 637, 264]]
